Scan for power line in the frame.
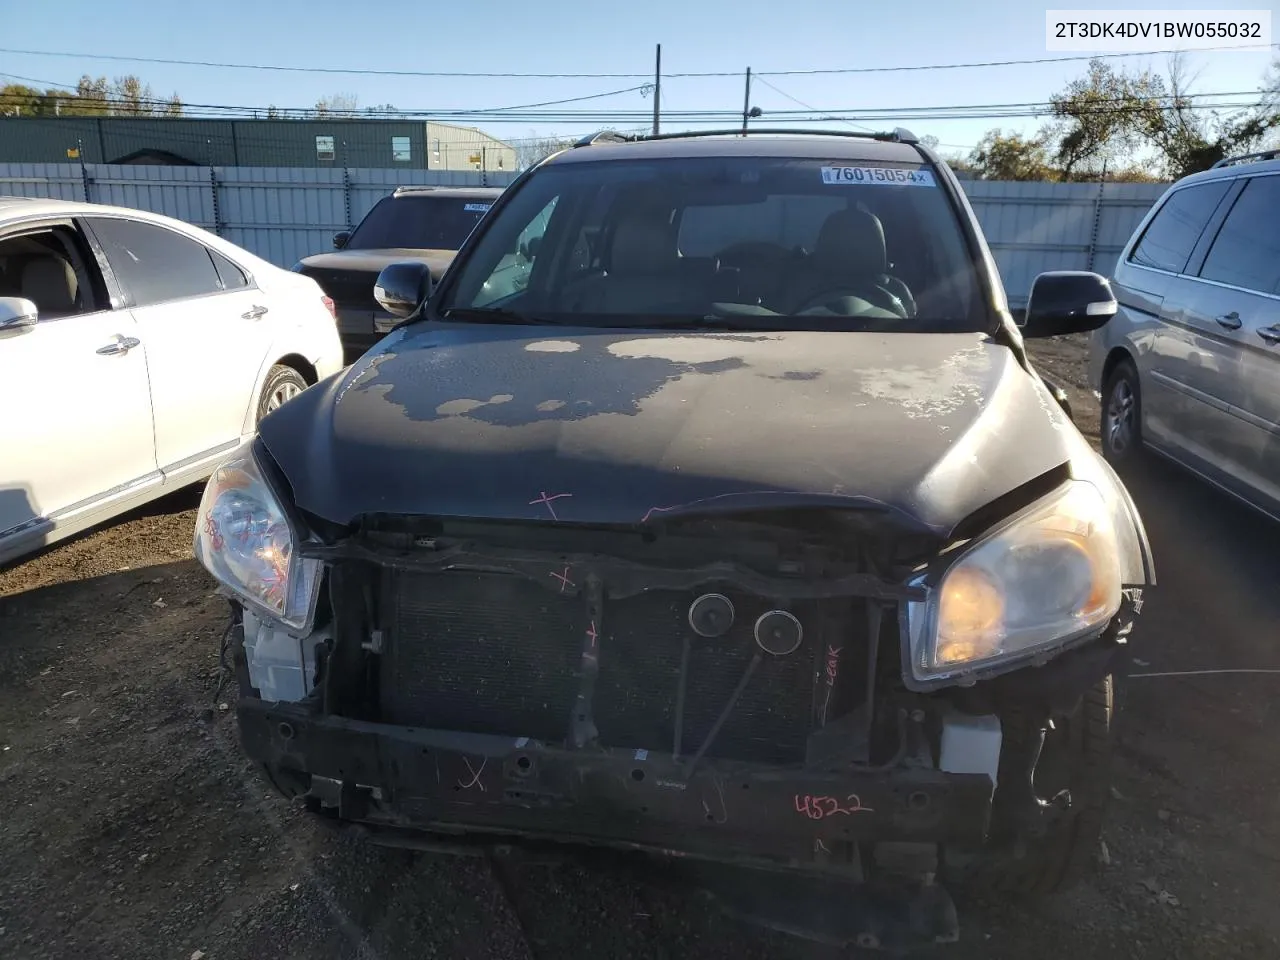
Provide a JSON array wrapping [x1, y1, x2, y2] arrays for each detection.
[[2, 86, 1263, 121], [0, 71, 652, 116], [750, 75, 875, 132], [0, 43, 1275, 81]]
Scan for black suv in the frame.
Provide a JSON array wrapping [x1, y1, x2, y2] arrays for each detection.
[[293, 185, 503, 354], [196, 129, 1154, 949]]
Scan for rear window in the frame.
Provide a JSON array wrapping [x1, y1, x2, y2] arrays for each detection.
[[346, 195, 494, 251], [1129, 180, 1229, 274]]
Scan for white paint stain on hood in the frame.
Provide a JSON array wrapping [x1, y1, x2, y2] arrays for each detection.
[[854, 344, 991, 420]]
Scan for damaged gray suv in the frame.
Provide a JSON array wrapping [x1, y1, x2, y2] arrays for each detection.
[[193, 129, 1154, 950]]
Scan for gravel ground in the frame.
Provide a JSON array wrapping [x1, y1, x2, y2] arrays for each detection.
[[2, 337, 1279, 959]]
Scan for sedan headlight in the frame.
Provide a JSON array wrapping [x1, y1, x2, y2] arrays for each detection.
[[193, 445, 322, 631], [906, 480, 1122, 687]]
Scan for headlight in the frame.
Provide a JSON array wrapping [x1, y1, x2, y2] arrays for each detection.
[[193, 445, 322, 631], [906, 480, 1122, 686]]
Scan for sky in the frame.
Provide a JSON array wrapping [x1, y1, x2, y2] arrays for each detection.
[[2, 0, 1276, 155]]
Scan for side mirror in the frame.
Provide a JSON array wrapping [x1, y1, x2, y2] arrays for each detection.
[[1020, 271, 1117, 338], [374, 261, 434, 319], [0, 296, 38, 333], [333, 231, 350, 250]]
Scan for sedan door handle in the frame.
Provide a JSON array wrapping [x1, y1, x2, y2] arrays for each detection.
[[96, 336, 141, 356], [1258, 324, 1280, 345], [1215, 311, 1242, 330], [242, 304, 269, 320]]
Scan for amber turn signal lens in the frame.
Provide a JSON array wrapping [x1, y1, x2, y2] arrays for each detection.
[[935, 566, 1005, 664]]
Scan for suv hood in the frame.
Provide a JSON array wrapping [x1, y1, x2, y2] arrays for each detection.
[[258, 323, 1076, 535], [296, 248, 458, 279]]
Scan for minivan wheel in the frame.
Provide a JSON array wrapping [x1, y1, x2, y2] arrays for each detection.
[[257, 365, 309, 423], [1101, 359, 1142, 464]]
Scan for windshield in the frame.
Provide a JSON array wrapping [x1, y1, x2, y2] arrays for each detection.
[[439, 155, 986, 331], [347, 194, 494, 250]]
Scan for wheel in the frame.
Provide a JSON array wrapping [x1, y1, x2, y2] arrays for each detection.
[[972, 676, 1114, 897], [256, 365, 308, 423], [1101, 359, 1142, 464]]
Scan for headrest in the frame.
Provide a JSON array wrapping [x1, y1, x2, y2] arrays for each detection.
[[21, 255, 78, 316], [812, 209, 888, 276], [609, 215, 674, 275]]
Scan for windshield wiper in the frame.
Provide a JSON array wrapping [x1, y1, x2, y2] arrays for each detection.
[[614, 314, 784, 331], [440, 307, 560, 326]]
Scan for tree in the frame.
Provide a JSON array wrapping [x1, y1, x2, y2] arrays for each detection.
[[0, 83, 51, 116], [72, 75, 111, 114], [266, 105, 281, 119], [314, 93, 359, 117], [112, 75, 153, 116], [1132, 54, 1279, 177], [968, 129, 1058, 181], [515, 133, 576, 170], [1049, 59, 1159, 179]]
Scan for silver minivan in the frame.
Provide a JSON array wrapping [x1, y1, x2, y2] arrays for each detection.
[[1088, 150, 1280, 521]]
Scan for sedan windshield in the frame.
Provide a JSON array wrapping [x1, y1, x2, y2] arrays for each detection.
[[438, 155, 987, 331], [347, 195, 494, 250]]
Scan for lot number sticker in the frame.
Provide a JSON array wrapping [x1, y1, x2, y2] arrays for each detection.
[[821, 166, 936, 187], [464, 203, 493, 212]]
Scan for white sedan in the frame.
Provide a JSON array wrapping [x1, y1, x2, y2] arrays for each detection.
[[0, 197, 344, 566]]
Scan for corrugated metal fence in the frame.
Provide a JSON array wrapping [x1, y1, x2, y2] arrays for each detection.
[[0, 163, 519, 270], [0, 163, 1166, 304], [964, 180, 1168, 306]]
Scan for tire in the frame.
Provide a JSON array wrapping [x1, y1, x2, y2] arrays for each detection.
[[977, 676, 1114, 897], [1101, 359, 1142, 465], [256, 364, 309, 424]]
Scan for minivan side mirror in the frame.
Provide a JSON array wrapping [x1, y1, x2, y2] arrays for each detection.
[[0, 296, 38, 333], [333, 231, 350, 250], [374, 261, 434, 319], [1020, 271, 1117, 338]]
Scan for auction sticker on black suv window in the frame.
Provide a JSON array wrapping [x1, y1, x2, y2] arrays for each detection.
[[821, 166, 936, 187]]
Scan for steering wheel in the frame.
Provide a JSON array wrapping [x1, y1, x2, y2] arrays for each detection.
[[791, 287, 887, 316]]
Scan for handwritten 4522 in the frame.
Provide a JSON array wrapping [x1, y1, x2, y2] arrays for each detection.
[[793, 794, 875, 819]]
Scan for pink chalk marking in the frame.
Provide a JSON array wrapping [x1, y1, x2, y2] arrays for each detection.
[[793, 793, 874, 819], [202, 514, 224, 551], [825, 645, 841, 688], [530, 491, 572, 520], [458, 756, 488, 792], [586, 620, 598, 649], [550, 566, 575, 593], [640, 490, 793, 524]]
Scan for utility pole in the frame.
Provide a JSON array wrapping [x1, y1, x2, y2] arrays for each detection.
[[742, 67, 752, 135], [652, 44, 662, 136]]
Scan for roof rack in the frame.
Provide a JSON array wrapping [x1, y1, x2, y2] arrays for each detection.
[[391, 185, 501, 196], [1211, 149, 1280, 169], [572, 127, 921, 147], [573, 130, 637, 147]]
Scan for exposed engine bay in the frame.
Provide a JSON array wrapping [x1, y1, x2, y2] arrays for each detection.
[[230, 504, 1137, 949]]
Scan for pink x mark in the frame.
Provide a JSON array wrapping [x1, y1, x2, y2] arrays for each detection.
[[457, 756, 487, 792], [530, 491, 572, 520], [586, 620, 598, 649], [550, 566, 574, 592]]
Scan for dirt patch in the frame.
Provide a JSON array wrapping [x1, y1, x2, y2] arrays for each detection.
[[2, 338, 1279, 959]]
